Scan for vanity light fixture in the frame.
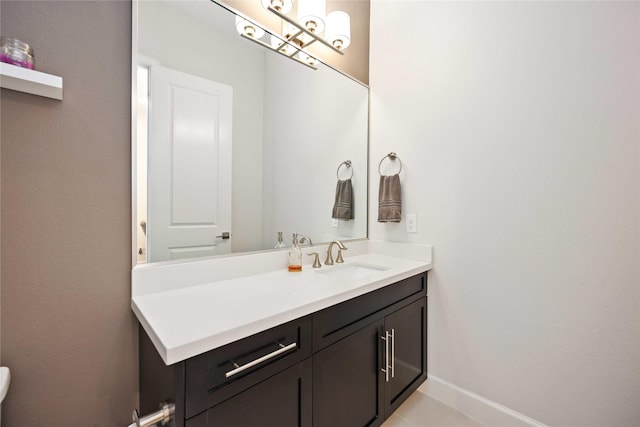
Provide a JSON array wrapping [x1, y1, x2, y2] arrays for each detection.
[[236, 14, 320, 69], [261, 0, 292, 14], [264, 0, 351, 52], [235, 0, 351, 69]]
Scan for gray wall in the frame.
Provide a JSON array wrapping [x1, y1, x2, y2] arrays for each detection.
[[1, 2, 137, 425]]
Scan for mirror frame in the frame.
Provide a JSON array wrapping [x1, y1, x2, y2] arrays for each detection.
[[130, 0, 370, 269]]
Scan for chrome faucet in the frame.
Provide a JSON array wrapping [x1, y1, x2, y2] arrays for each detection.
[[325, 240, 347, 266]]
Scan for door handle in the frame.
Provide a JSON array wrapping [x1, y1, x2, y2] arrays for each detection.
[[216, 232, 231, 239]]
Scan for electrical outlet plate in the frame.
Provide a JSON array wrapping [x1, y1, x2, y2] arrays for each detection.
[[331, 218, 339, 228], [405, 214, 417, 233]]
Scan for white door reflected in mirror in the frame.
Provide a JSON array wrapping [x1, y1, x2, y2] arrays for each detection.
[[142, 64, 232, 263]]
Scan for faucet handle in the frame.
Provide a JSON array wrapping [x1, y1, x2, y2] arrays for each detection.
[[307, 252, 322, 268], [336, 247, 347, 263]]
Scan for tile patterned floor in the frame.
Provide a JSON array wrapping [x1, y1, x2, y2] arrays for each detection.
[[382, 391, 483, 427]]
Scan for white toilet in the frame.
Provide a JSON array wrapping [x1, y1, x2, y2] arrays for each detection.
[[0, 366, 10, 422]]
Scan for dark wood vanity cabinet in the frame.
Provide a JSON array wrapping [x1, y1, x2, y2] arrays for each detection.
[[312, 273, 427, 426], [139, 316, 312, 427], [139, 272, 427, 427]]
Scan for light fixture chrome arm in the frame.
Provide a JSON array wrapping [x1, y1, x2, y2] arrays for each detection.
[[239, 33, 319, 70], [266, 6, 345, 55]]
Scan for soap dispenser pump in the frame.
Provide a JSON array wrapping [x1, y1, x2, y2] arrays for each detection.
[[288, 233, 302, 272], [274, 231, 286, 249]]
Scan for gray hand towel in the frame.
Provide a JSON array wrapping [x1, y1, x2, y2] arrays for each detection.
[[332, 179, 353, 220], [378, 174, 401, 222]]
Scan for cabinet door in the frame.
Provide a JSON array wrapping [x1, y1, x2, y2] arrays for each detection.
[[186, 359, 312, 427], [313, 319, 385, 427], [383, 297, 427, 416]]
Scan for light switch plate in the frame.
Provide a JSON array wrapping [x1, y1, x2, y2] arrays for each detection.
[[406, 214, 417, 233], [331, 218, 339, 228]]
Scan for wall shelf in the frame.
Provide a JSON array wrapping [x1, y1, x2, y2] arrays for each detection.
[[0, 62, 63, 100]]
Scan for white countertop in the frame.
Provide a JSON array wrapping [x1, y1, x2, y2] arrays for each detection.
[[132, 241, 432, 365]]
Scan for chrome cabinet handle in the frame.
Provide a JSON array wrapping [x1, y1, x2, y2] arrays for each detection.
[[225, 342, 297, 378], [381, 329, 395, 382], [390, 328, 395, 379], [381, 331, 390, 382]]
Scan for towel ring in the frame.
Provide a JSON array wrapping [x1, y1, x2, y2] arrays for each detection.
[[378, 152, 402, 176], [337, 160, 353, 180]]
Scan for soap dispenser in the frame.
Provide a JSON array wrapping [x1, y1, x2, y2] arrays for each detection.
[[288, 233, 302, 272], [274, 231, 286, 249]]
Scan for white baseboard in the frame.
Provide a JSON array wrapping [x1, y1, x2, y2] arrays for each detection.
[[419, 374, 547, 427]]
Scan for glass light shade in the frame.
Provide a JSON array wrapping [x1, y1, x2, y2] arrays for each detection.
[[325, 11, 351, 50], [297, 0, 326, 34], [297, 51, 317, 66], [235, 16, 265, 39], [261, 0, 292, 14]]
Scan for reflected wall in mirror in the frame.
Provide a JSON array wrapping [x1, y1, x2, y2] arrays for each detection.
[[134, 0, 369, 265]]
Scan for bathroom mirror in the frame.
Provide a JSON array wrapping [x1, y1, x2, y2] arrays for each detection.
[[133, 0, 368, 264]]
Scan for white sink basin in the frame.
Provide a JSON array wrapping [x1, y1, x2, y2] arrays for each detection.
[[315, 262, 389, 281]]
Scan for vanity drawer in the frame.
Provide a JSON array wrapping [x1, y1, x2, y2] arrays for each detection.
[[312, 272, 426, 351], [185, 315, 312, 419]]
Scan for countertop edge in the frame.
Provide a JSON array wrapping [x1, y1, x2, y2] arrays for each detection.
[[132, 299, 171, 364]]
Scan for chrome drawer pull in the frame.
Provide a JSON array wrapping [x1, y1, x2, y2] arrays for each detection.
[[225, 342, 297, 378]]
